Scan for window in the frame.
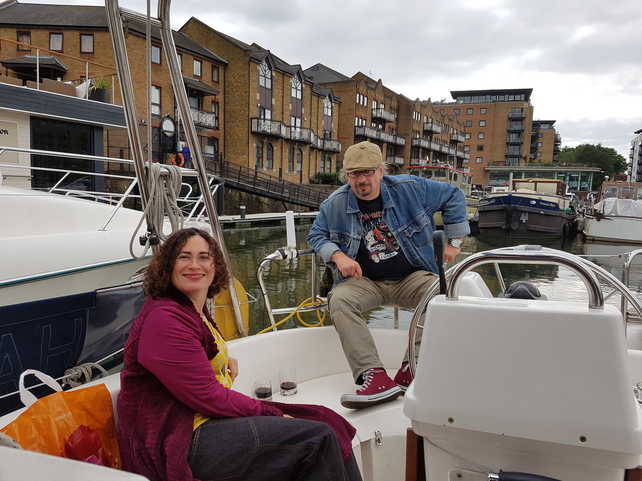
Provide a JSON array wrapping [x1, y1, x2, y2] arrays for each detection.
[[194, 59, 202, 77], [17, 31, 31, 51], [475, 157, 483, 163], [296, 148, 303, 172], [212, 65, 220, 82], [177, 53, 182, 70], [291, 75, 302, 99], [364, 96, 368, 106], [323, 97, 332, 117], [372, 99, 377, 109], [464, 145, 470, 152], [212, 101, 219, 129], [465, 133, 471, 140], [477, 145, 484, 151], [80, 34, 94, 53], [537, 141, 543, 148], [151, 45, 161, 64], [49, 33, 63, 52], [463, 157, 469, 164], [266, 143, 274, 169], [255, 141, 264, 169], [480, 107, 487, 114], [453, 108, 460, 115], [288, 146, 295, 172], [464, 120, 472, 127], [478, 132, 485, 139], [259, 60, 272, 88], [466, 108, 474, 114], [151, 85, 161, 115], [479, 120, 486, 127]]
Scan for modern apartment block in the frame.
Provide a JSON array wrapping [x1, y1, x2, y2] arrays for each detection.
[[437, 89, 535, 186], [304, 64, 404, 172], [530, 120, 561, 163], [181, 18, 342, 184], [397, 96, 467, 171], [631, 129, 642, 182], [0, 0, 226, 163]]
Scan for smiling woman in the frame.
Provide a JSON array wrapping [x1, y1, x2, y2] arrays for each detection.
[[116, 227, 362, 481]]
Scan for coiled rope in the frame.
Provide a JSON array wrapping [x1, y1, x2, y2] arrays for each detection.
[[129, 163, 184, 258], [257, 297, 327, 334], [63, 362, 109, 388]]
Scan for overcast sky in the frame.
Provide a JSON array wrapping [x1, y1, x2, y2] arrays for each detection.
[[27, 0, 642, 160]]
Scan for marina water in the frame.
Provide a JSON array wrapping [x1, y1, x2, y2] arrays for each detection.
[[224, 224, 642, 334]]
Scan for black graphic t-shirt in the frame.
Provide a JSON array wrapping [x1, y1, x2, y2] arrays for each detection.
[[356, 196, 418, 281]]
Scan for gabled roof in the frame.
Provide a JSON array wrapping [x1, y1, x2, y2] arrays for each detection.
[[303, 63, 349, 84], [0, 1, 227, 64]]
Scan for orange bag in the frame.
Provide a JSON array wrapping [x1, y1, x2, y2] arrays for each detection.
[[0, 370, 120, 469]]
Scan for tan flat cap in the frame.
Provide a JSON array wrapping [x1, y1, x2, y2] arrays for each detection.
[[344, 141, 383, 171]]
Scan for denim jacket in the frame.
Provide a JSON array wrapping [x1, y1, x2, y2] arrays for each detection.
[[307, 174, 470, 282]]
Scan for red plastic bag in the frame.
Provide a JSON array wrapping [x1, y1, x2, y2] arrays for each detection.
[[0, 370, 120, 469]]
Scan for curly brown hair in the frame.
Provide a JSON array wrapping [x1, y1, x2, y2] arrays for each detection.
[[144, 227, 230, 301]]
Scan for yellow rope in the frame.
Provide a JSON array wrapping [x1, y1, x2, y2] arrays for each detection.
[[257, 297, 327, 334]]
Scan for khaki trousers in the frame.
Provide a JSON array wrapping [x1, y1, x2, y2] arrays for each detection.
[[327, 270, 437, 381]]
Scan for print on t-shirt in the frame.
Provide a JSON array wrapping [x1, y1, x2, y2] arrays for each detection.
[[361, 210, 400, 263]]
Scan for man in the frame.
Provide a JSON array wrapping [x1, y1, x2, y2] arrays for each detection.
[[307, 141, 469, 409]]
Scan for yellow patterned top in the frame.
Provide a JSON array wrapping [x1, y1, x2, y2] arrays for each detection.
[[194, 315, 233, 430]]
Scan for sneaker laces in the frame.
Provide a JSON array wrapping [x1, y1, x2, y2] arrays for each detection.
[[361, 368, 379, 389]]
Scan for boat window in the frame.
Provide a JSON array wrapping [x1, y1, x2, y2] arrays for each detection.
[[604, 186, 618, 198]]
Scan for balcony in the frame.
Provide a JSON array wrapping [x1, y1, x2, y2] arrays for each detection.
[[251, 118, 288, 138], [190, 108, 218, 129], [322, 138, 341, 152], [410, 158, 428, 167], [448, 147, 456, 156], [372, 107, 396, 123], [440, 143, 450, 154], [508, 110, 525, 120], [290, 126, 313, 144], [507, 123, 524, 132], [456, 150, 465, 159], [354, 125, 380, 141], [411, 137, 431, 149], [392, 134, 405, 146], [423, 122, 442, 134], [310, 132, 320, 149], [555, 134, 562, 144], [450, 133, 465, 143], [430, 141, 441, 152], [464, 153, 470, 161], [379, 131, 395, 144], [386, 156, 405, 166], [506, 136, 522, 144]]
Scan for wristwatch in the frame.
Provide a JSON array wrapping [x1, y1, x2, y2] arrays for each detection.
[[448, 238, 463, 249]]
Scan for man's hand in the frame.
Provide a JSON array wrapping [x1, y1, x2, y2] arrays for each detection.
[[330, 251, 362, 279], [444, 244, 460, 263]]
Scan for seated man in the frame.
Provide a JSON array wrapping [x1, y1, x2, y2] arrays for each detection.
[[307, 141, 469, 409]]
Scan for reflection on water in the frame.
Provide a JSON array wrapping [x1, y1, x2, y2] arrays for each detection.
[[223, 225, 642, 334]]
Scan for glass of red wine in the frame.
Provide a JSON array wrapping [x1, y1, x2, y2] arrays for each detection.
[[279, 366, 297, 396]]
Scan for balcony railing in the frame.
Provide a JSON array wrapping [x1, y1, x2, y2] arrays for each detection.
[[440, 143, 450, 154], [392, 134, 405, 146], [386, 156, 405, 165], [290, 126, 313, 144], [431, 141, 441, 152], [410, 158, 428, 167], [450, 133, 465, 143], [190, 108, 218, 129], [251, 118, 288, 138], [322, 138, 341, 152], [507, 136, 523, 144], [456, 150, 465, 159], [423, 122, 442, 134], [507, 123, 524, 132], [448, 147, 456, 156], [354, 126, 380, 141], [555, 134, 562, 144], [380, 131, 394, 144], [411, 138, 431, 149], [508, 111, 525, 119], [372, 107, 396, 122]]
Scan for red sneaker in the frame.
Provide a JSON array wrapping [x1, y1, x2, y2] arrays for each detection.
[[340, 368, 402, 409], [394, 362, 413, 391]]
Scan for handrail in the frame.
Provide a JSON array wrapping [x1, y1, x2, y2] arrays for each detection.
[[447, 245, 604, 309]]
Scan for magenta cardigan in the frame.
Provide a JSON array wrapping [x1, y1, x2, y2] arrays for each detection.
[[117, 297, 355, 481]]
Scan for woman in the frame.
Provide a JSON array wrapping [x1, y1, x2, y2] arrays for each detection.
[[117, 227, 361, 481]]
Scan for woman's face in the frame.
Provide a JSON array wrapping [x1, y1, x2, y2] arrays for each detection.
[[171, 235, 215, 299]]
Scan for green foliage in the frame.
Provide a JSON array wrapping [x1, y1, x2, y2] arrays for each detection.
[[90, 77, 111, 90], [557, 144, 627, 189], [309, 172, 342, 185]]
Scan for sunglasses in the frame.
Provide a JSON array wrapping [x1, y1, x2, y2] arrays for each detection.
[[346, 169, 377, 179]]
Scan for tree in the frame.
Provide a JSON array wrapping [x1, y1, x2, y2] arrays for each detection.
[[557, 144, 627, 189]]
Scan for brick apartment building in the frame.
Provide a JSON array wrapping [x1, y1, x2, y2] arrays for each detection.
[[304, 64, 405, 172], [436, 89, 536, 186], [531, 120, 561, 163], [397, 96, 467, 172], [304, 63, 467, 175], [180, 17, 342, 184], [0, 0, 226, 163], [630, 129, 642, 182]]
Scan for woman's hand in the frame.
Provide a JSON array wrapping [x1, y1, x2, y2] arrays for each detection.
[[283, 414, 294, 418], [228, 357, 239, 381]]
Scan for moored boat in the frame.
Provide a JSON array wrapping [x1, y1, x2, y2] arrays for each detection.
[[478, 178, 576, 237], [582, 181, 642, 244]]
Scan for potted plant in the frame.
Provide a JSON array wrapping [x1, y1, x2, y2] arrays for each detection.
[[89, 77, 111, 103]]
